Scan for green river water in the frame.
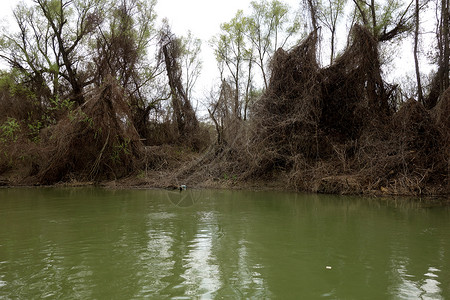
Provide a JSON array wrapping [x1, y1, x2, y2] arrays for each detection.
[[0, 188, 449, 299]]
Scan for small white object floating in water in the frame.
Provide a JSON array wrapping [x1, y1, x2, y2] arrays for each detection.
[[179, 184, 187, 191], [326, 266, 332, 270]]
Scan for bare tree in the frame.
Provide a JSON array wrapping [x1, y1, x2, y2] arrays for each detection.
[[306, 0, 320, 31], [425, 0, 449, 108], [439, 0, 450, 93]]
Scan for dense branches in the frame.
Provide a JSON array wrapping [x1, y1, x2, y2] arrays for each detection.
[[0, 0, 449, 195]]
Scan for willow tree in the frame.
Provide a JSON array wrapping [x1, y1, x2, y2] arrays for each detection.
[[246, 0, 301, 89], [0, 0, 103, 106], [211, 10, 248, 119], [318, 0, 347, 64], [0, 0, 165, 136], [180, 31, 202, 102], [352, 0, 414, 41]]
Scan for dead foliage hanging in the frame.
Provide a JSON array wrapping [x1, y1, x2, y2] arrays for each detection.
[[247, 25, 393, 178], [116, 23, 448, 196], [432, 88, 450, 192], [37, 77, 143, 183], [207, 79, 242, 146], [248, 29, 321, 177], [320, 25, 392, 137], [185, 24, 448, 196], [352, 99, 444, 195], [0, 126, 41, 183], [159, 26, 207, 151], [433, 87, 450, 134], [167, 78, 252, 187]]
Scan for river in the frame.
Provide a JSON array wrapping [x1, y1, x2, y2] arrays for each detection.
[[0, 188, 449, 299]]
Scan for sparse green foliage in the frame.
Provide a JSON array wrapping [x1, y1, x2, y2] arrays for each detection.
[[0, 118, 20, 143], [49, 97, 75, 112], [212, 10, 248, 119], [352, 0, 414, 41], [111, 138, 131, 163], [0, 71, 36, 101], [179, 31, 202, 101], [247, 0, 302, 88], [318, 0, 347, 64], [27, 119, 43, 142], [211, 0, 303, 123]]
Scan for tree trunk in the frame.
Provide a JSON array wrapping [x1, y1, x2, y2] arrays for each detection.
[[442, 0, 450, 93], [234, 64, 240, 119], [244, 58, 253, 121], [330, 28, 336, 65], [307, 0, 319, 31], [414, 0, 424, 104], [370, 0, 377, 35]]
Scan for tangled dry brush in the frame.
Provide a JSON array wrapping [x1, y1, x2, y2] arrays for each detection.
[[0, 25, 448, 196], [182, 25, 449, 196]]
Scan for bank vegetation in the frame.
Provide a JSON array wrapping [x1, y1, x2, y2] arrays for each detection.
[[0, 0, 448, 197]]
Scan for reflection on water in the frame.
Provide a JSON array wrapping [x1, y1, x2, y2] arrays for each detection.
[[0, 188, 449, 299], [165, 189, 200, 208], [390, 263, 443, 299]]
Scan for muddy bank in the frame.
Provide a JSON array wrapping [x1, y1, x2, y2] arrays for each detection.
[[0, 162, 448, 198]]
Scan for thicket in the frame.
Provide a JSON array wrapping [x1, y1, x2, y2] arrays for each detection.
[[179, 25, 449, 196], [0, 0, 208, 185], [0, 0, 449, 197]]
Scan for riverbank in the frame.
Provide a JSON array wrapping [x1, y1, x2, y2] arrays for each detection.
[[2, 162, 447, 199], [1, 26, 449, 198]]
